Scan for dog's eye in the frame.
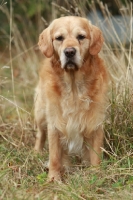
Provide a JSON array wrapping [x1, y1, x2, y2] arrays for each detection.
[[77, 35, 86, 40], [55, 36, 64, 41]]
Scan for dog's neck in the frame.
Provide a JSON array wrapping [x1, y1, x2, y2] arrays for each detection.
[[50, 55, 97, 98]]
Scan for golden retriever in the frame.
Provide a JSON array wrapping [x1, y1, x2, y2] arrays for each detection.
[[34, 16, 109, 181]]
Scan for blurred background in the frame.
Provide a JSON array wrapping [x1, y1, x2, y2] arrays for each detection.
[[1, 0, 133, 49]]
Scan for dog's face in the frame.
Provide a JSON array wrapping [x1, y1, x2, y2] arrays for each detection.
[[38, 16, 104, 71]]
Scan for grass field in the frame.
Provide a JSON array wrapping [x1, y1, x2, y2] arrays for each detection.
[[0, 1, 133, 199]]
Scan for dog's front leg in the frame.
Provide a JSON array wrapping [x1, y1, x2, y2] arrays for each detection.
[[48, 126, 62, 181], [83, 126, 104, 166], [89, 126, 104, 165]]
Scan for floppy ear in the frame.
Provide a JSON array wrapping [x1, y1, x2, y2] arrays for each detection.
[[89, 25, 104, 55], [38, 27, 53, 58]]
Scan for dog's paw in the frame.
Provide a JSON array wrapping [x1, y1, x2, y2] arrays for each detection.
[[48, 171, 62, 182]]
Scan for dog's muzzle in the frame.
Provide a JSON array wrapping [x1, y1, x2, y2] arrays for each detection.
[[64, 47, 78, 71]]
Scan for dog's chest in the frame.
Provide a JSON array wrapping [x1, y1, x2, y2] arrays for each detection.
[[60, 81, 91, 154]]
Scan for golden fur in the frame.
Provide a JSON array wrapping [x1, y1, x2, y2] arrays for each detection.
[[34, 16, 109, 181]]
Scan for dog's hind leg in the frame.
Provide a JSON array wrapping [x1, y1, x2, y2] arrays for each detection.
[[34, 120, 47, 152], [34, 96, 47, 152]]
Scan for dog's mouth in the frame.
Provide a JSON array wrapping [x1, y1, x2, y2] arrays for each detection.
[[64, 60, 78, 71]]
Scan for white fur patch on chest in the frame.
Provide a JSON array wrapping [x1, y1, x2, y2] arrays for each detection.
[[60, 80, 92, 154], [61, 132, 84, 155]]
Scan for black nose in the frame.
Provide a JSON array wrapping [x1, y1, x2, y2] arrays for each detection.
[[64, 47, 76, 58]]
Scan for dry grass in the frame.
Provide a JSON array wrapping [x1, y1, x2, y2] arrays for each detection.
[[0, 0, 133, 199]]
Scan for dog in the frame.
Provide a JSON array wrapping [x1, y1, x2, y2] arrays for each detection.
[[34, 16, 109, 181]]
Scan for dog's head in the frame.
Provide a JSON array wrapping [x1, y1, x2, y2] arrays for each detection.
[[38, 16, 104, 71]]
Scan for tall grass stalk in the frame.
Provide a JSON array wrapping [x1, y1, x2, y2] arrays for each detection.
[[9, 0, 24, 147]]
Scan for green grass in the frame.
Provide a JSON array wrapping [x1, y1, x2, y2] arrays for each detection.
[[0, 0, 133, 199], [0, 142, 133, 199]]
